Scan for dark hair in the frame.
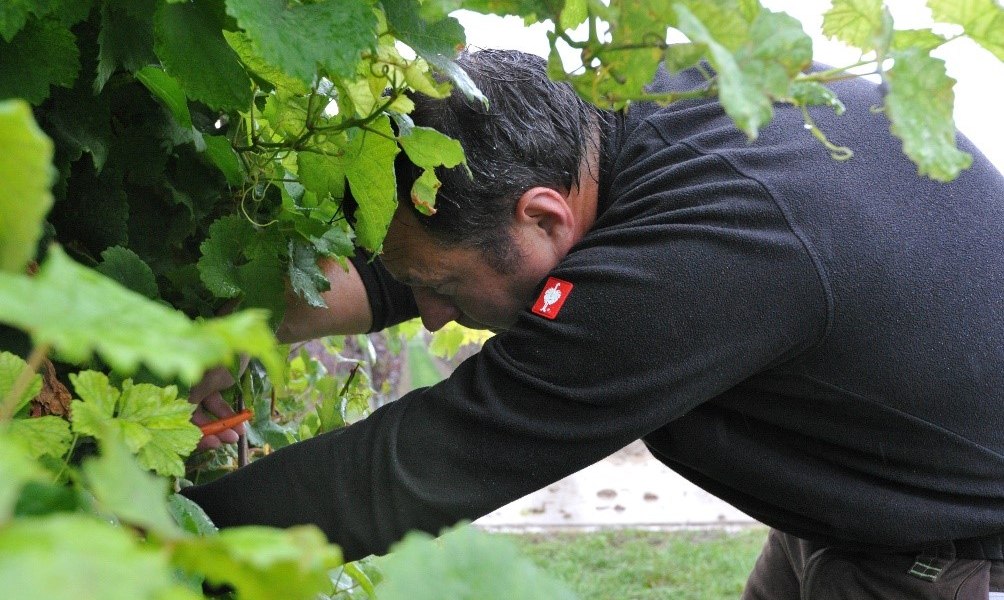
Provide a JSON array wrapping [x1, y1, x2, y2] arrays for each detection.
[[395, 49, 605, 274]]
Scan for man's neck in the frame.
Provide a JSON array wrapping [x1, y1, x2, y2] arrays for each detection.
[[567, 127, 602, 243]]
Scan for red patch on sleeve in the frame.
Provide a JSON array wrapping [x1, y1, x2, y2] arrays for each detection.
[[531, 277, 573, 319]]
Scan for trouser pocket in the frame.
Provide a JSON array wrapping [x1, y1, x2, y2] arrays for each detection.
[[801, 547, 990, 600]]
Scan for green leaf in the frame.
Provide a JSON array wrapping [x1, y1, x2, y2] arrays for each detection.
[[172, 525, 344, 600], [0, 18, 79, 104], [885, 48, 973, 182], [81, 436, 180, 535], [429, 322, 492, 360], [222, 30, 311, 95], [197, 215, 286, 320], [201, 134, 244, 186], [168, 493, 219, 536], [0, 350, 43, 417], [674, 5, 772, 139], [96, 246, 160, 300], [0, 429, 48, 521], [398, 125, 466, 170], [789, 80, 846, 115], [890, 28, 948, 53], [0, 514, 188, 600], [97, 0, 158, 92], [377, 524, 577, 600], [410, 168, 441, 216], [310, 227, 354, 259], [822, 0, 885, 52], [44, 81, 111, 171], [13, 481, 79, 517], [154, 0, 253, 111], [928, 0, 1004, 61], [297, 146, 346, 205], [135, 65, 192, 129], [559, 0, 588, 29], [0, 246, 281, 385], [383, 0, 467, 60], [288, 239, 330, 309], [8, 416, 72, 459], [70, 371, 201, 477], [345, 115, 401, 251], [225, 0, 377, 84]]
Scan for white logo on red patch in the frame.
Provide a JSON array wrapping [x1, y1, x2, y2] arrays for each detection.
[[532, 277, 573, 319]]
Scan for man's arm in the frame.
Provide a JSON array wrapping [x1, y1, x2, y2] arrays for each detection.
[[194, 258, 372, 448], [275, 257, 373, 343]]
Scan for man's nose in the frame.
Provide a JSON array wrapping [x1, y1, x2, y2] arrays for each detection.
[[413, 288, 461, 332]]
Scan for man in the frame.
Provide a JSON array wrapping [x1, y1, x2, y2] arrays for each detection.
[[183, 49, 1004, 598]]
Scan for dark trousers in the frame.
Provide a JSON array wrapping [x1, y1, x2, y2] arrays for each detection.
[[741, 529, 1004, 599]]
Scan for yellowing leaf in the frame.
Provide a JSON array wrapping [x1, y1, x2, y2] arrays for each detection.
[[0, 100, 54, 274]]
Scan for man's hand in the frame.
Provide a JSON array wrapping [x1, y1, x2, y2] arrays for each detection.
[[189, 365, 244, 450]]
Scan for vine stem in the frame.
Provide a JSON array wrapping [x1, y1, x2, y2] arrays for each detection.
[[0, 343, 51, 422]]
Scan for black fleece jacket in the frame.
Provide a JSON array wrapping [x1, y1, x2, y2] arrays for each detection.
[[183, 67, 1004, 561]]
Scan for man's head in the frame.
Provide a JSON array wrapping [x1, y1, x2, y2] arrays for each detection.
[[382, 49, 605, 332], [395, 48, 604, 274]]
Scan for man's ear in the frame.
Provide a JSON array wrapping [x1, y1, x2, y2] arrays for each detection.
[[513, 187, 576, 254]]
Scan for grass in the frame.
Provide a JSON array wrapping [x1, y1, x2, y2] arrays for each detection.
[[501, 527, 769, 600]]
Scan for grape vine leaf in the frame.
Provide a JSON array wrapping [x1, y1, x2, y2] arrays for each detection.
[[154, 0, 253, 112], [429, 323, 493, 360], [7, 416, 72, 460], [168, 493, 218, 536], [81, 435, 181, 535], [410, 169, 441, 216], [201, 134, 244, 186], [97, 246, 160, 300], [928, 0, 1004, 61], [821, 0, 885, 52], [134, 65, 192, 129], [172, 525, 344, 600], [674, 5, 771, 139], [0, 429, 48, 522], [0, 351, 43, 417], [225, 0, 378, 84], [383, 0, 466, 60], [96, 0, 158, 92], [0, 245, 282, 385], [222, 30, 311, 95], [345, 115, 401, 251], [310, 226, 355, 259], [0, 514, 195, 600], [0, 102, 52, 274], [0, 18, 79, 105], [69, 371, 201, 477], [673, 5, 811, 140], [297, 149, 347, 207], [891, 28, 947, 53], [398, 125, 466, 170], [288, 239, 330, 309], [377, 524, 578, 600], [197, 215, 286, 322], [885, 49, 972, 182]]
